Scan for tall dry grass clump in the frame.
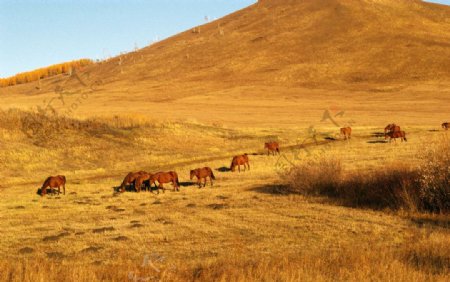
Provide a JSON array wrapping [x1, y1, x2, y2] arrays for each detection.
[[416, 138, 449, 213], [287, 139, 449, 213]]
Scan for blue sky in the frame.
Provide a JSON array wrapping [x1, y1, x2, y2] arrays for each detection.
[[0, 0, 448, 78]]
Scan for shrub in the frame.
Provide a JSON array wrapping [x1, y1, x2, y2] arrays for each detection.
[[286, 140, 449, 213]]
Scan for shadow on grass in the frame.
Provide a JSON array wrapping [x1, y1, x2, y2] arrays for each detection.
[[36, 188, 62, 196], [367, 140, 388, 144], [371, 132, 385, 138], [216, 167, 231, 172], [179, 181, 195, 187], [410, 216, 449, 229], [248, 184, 290, 195]]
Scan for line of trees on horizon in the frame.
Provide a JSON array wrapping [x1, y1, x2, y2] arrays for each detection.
[[0, 59, 94, 88]]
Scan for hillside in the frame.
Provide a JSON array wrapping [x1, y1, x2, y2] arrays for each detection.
[[2, 0, 450, 97], [0, 0, 449, 125]]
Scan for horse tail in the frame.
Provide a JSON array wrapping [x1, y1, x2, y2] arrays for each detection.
[[211, 170, 216, 180], [230, 159, 235, 171]]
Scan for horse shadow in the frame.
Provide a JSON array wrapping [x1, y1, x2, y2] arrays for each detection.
[[179, 181, 195, 187], [216, 167, 231, 172], [371, 132, 385, 138], [112, 184, 154, 193], [324, 137, 336, 141], [36, 188, 61, 196], [367, 140, 388, 144]]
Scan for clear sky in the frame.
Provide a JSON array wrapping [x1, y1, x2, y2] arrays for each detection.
[[0, 0, 448, 78], [0, 0, 256, 78]]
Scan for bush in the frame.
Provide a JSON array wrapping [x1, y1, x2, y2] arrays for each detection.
[[417, 139, 450, 213], [286, 140, 449, 213]]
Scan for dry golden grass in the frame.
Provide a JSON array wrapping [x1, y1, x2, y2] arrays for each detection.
[[0, 0, 449, 280], [0, 109, 448, 281]]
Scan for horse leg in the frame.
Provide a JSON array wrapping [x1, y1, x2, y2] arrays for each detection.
[[238, 165, 241, 173], [247, 162, 250, 171], [203, 178, 207, 187], [210, 176, 213, 187], [198, 178, 201, 188]]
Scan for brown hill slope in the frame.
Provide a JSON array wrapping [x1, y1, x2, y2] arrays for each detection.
[[1, 0, 450, 103]]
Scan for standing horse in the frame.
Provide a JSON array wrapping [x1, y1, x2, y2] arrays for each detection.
[[40, 175, 66, 196], [230, 154, 250, 172], [384, 124, 401, 133], [385, 131, 407, 143], [134, 172, 153, 192], [442, 122, 449, 130], [264, 142, 280, 155], [340, 127, 352, 140], [150, 171, 180, 193], [190, 167, 215, 188], [119, 171, 146, 192]]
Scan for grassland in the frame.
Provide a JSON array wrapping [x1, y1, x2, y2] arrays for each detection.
[[1, 0, 449, 280], [0, 108, 448, 281]]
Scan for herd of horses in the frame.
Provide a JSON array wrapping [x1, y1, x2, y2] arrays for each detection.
[[38, 122, 448, 196]]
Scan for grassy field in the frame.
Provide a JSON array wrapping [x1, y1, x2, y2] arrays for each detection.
[[0, 108, 448, 281], [1, 1, 449, 280]]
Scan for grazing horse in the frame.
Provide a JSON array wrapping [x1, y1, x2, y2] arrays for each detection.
[[340, 127, 352, 140], [442, 122, 449, 130], [384, 123, 401, 133], [230, 154, 250, 172], [264, 142, 280, 155], [40, 175, 66, 196], [119, 171, 146, 192], [190, 167, 215, 188], [150, 171, 180, 193], [134, 172, 153, 192], [385, 131, 407, 143]]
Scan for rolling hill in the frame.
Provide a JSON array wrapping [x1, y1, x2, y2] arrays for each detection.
[[0, 0, 449, 124]]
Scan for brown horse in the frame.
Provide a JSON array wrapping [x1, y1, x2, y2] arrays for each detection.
[[134, 172, 153, 192], [384, 123, 401, 133], [150, 171, 180, 193], [230, 154, 250, 172], [264, 142, 280, 155], [40, 175, 66, 196], [385, 131, 407, 143], [340, 127, 352, 140], [119, 171, 146, 192], [190, 167, 215, 188], [442, 122, 449, 130]]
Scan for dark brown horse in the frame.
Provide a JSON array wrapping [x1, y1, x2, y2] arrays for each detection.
[[119, 171, 146, 192], [385, 131, 407, 143], [135, 172, 153, 192], [264, 142, 280, 155], [150, 171, 180, 193], [40, 175, 66, 196], [340, 127, 352, 140], [190, 167, 215, 188], [230, 154, 250, 172], [384, 123, 401, 133], [442, 122, 449, 130]]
